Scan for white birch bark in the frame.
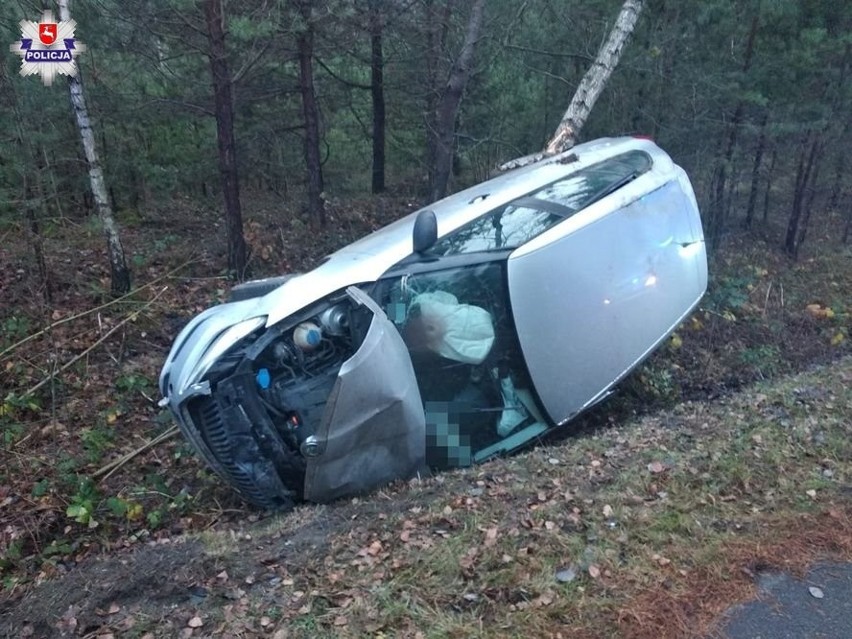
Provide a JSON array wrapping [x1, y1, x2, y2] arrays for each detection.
[[500, 0, 645, 171], [58, 0, 130, 294], [545, 0, 646, 154]]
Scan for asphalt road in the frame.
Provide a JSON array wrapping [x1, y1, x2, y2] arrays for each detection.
[[719, 562, 852, 638]]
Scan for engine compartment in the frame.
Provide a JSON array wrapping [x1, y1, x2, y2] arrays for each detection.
[[186, 294, 372, 507]]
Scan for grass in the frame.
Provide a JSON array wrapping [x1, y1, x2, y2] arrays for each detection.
[[0, 198, 850, 636], [226, 356, 851, 639]]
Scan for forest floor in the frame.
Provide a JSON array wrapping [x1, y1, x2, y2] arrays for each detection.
[[0, 193, 850, 638]]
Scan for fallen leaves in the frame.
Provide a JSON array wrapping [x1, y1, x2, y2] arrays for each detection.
[[805, 303, 835, 319], [483, 526, 499, 548], [647, 461, 666, 474], [652, 554, 672, 567], [95, 602, 121, 616]]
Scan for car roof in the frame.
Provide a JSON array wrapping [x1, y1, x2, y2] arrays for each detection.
[[261, 137, 676, 327], [336, 137, 665, 259]]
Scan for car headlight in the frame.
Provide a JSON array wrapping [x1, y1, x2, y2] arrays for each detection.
[[188, 316, 267, 386]]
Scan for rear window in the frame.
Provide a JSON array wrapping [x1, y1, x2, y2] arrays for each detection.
[[431, 150, 651, 256]]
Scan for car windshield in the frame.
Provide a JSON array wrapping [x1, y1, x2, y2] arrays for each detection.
[[431, 150, 651, 256]]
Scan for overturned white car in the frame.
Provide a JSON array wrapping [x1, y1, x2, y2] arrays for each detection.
[[159, 137, 707, 509]]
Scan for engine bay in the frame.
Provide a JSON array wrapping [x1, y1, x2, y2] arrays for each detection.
[[186, 294, 372, 508]]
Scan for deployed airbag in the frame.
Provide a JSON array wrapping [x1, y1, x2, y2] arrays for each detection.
[[405, 291, 495, 365]]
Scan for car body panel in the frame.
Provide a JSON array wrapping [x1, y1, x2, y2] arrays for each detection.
[[158, 300, 262, 403], [160, 138, 656, 408], [507, 176, 706, 424], [303, 289, 426, 502], [260, 138, 654, 328], [158, 136, 708, 508]]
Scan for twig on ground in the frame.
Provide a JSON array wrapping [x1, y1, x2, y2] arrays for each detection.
[[0, 257, 198, 362], [20, 287, 168, 398], [763, 281, 773, 316], [94, 426, 179, 481]]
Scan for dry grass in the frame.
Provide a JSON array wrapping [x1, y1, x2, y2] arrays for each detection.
[[229, 356, 852, 639]]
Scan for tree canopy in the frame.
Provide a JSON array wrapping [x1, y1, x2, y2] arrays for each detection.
[[1, 0, 850, 279]]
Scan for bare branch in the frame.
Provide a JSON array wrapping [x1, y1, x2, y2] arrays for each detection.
[[315, 56, 372, 90], [21, 287, 168, 398], [0, 258, 197, 362], [94, 426, 179, 481]]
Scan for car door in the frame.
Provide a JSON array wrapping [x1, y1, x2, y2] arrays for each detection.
[[507, 174, 707, 425], [303, 287, 427, 502]]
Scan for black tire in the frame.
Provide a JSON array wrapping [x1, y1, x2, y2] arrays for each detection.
[[229, 274, 298, 302]]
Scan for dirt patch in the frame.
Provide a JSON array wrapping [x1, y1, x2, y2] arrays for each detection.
[[0, 540, 211, 637], [0, 487, 445, 637]]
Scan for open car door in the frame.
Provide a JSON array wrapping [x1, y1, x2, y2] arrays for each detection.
[[303, 287, 426, 502]]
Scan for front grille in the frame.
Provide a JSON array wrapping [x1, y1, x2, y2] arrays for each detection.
[[186, 396, 294, 509]]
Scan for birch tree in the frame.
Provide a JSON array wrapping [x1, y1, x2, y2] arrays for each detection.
[[57, 0, 130, 295], [544, 0, 645, 155], [500, 0, 645, 172]]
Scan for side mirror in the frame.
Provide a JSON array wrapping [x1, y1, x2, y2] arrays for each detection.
[[412, 209, 438, 254]]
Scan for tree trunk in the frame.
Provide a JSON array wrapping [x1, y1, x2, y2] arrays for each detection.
[[58, 0, 130, 296], [652, 0, 681, 140], [744, 111, 769, 229], [297, 1, 325, 226], [631, 26, 651, 134], [4, 62, 53, 302], [22, 171, 52, 304], [424, 0, 454, 193], [828, 151, 846, 211], [544, 0, 646, 155], [708, 14, 760, 245], [724, 154, 743, 222], [762, 144, 776, 224], [795, 143, 823, 252], [827, 114, 850, 212], [369, 0, 386, 194], [784, 134, 819, 258], [202, 0, 248, 278], [428, 0, 486, 202], [30, 148, 53, 303]]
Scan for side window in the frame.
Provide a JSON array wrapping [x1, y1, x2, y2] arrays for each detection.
[[377, 262, 548, 468], [431, 205, 563, 256], [431, 150, 652, 257]]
